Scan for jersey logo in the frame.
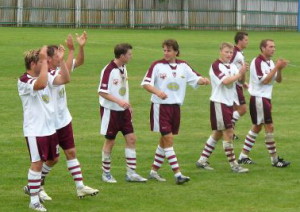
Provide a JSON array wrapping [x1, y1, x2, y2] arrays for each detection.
[[167, 82, 180, 91], [172, 72, 177, 78], [113, 79, 119, 85], [119, 87, 126, 96], [160, 73, 167, 79], [42, 94, 50, 103]]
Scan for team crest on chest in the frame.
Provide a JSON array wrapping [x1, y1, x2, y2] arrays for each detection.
[[42, 94, 50, 103], [119, 87, 126, 96], [160, 73, 167, 79], [113, 79, 119, 85], [167, 82, 180, 91], [172, 72, 177, 78]]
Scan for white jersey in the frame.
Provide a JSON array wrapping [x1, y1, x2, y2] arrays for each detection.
[[98, 60, 129, 111], [18, 73, 57, 136], [49, 59, 75, 130], [209, 59, 239, 106], [141, 59, 202, 105], [248, 54, 276, 99], [231, 46, 245, 86]]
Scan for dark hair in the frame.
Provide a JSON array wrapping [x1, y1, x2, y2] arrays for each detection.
[[24, 49, 39, 70], [234, 32, 248, 44], [162, 39, 180, 56], [47, 45, 58, 57], [259, 39, 274, 52], [114, 43, 133, 58]]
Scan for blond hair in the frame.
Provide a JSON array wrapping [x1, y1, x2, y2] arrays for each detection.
[[219, 42, 234, 50], [24, 49, 39, 70]]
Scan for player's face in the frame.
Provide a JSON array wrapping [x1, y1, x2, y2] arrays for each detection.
[[240, 36, 249, 49], [163, 46, 177, 62], [48, 49, 60, 68], [121, 49, 132, 64], [262, 41, 275, 58], [220, 47, 233, 63]]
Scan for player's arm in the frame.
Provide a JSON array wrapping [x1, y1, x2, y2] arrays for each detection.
[[262, 59, 287, 84], [65, 34, 75, 72], [99, 92, 130, 109], [142, 84, 167, 100], [74, 31, 87, 68], [238, 63, 247, 84], [53, 45, 70, 85], [222, 65, 247, 85], [34, 46, 49, 90], [197, 77, 210, 85]]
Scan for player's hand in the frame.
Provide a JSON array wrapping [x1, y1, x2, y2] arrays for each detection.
[[239, 63, 247, 74], [76, 31, 87, 47], [65, 34, 75, 51], [245, 62, 249, 70], [57, 45, 65, 61], [157, 91, 168, 100], [276, 59, 289, 70], [39, 46, 48, 61], [243, 82, 249, 89], [199, 77, 210, 85], [118, 100, 131, 109]]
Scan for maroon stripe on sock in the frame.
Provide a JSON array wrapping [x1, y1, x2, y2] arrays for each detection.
[[172, 167, 179, 171], [201, 153, 209, 158], [155, 153, 165, 159], [102, 165, 110, 169], [152, 164, 160, 169], [266, 142, 275, 145], [206, 144, 215, 150], [246, 136, 255, 143], [103, 161, 110, 164], [68, 165, 80, 170], [72, 171, 82, 176], [29, 186, 40, 189], [229, 158, 235, 162], [170, 161, 178, 166], [204, 149, 212, 154], [268, 147, 276, 150], [74, 178, 83, 181], [127, 163, 136, 166], [243, 148, 250, 152], [245, 143, 253, 148], [227, 153, 234, 158], [28, 179, 41, 183], [225, 148, 233, 152], [126, 158, 136, 160], [154, 159, 163, 164], [167, 155, 176, 160]]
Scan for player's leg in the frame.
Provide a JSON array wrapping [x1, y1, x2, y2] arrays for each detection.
[[102, 137, 117, 183], [58, 123, 99, 197], [264, 123, 290, 167], [238, 124, 261, 164], [223, 128, 248, 173], [196, 131, 222, 170], [123, 133, 147, 182]]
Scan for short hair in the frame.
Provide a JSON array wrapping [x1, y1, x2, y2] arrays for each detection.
[[24, 49, 39, 70], [47, 45, 58, 57], [114, 43, 133, 58], [234, 32, 248, 44], [219, 42, 234, 50], [259, 39, 274, 52], [162, 39, 180, 56]]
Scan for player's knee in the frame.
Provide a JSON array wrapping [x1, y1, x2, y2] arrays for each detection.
[[64, 148, 76, 160]]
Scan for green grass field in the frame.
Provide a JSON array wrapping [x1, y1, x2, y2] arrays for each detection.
[[1, 27, 300, 212]]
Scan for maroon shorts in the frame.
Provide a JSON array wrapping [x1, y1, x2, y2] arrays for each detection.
[[249, 96, 272, 125], [150, 103, 180, 135], [56, 122, 75, 150], [234, 84, 246, 105], [210, 101, 233, 130], [25, 133, 59, 162], [100, 106, 134, 139]]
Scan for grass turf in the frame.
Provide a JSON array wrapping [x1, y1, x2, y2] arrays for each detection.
[[0, 27, 300, 211]]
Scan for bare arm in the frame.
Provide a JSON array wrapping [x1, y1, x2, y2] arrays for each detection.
[[65, 34, 75, 72], [223, 64, 247, 85], [53, 45, 70, 85], [75, 31, 87, 68], [99, 91, 130, 109], [142, 84, 168, 100], [262, 59, 287, 84], [33, 46, 48, 90]]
